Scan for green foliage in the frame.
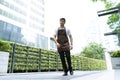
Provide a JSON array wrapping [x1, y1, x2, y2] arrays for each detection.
[[111, 50, 120, 57], [91, 0, 120, 46], [0, 40, 106, 72], [107, 13, 119, 28], [91, 0, 114, 8], [79, 57, 106, 70], [71, 55, 106, 70], [105, 1, 114, 9], [0, 40, 11, 52], [80, 42, 105, 60], [91, 0, 107, 3], [106, 2, 120, 46]]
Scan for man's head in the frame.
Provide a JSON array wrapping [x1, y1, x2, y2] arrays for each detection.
[[60, 18, 66, 27]]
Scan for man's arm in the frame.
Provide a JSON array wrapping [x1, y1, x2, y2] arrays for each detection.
[[69, 35, 73, 49], [53, 35, 58, 44], [53, 35, 60, 48]]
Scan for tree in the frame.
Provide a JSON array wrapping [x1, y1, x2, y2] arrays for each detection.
[[91, 0, 120, 45], [80, 42, 105, 60]]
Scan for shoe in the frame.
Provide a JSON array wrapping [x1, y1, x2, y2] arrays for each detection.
[[70, 71, 73, 75], [63, 73, 68, 76]]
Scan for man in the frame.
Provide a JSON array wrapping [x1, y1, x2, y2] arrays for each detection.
[[53, 18, 73, 76]]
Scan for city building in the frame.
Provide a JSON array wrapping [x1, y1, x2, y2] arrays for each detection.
[[0, 0, 48, 49], [49, 37, 57, 51], [85, 20, 103, 44], [85, 17, 119, 51], [103, 26, 119, 51]]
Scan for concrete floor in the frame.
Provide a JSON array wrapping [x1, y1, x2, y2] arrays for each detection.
[[0, 70, 119, 80]]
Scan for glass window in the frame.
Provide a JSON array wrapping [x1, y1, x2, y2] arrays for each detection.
[[38, 35, 48, 49], [42, 21, 44, 25], [13, 26, 18, 32], [0, 20, 23, 43], [9, 4, 14, 9], [0, 0, 4, 3], [1, 10, 4, 15], [3, 11, 8, 17], [10, 31, 19, 42], [12, 15, 16, 20], [42, 14, 44, 18], [14, 6, 18, 12], [2, 30, 10, 41], [0, 21, 3, 31], [8, 13, 12, 18], [3, 21, 7, 27], [0, 9, 2, 14], [3, 1, 9, 7], [0, 0, 4, 5], [0, 21, 3, 27], [6, 23, 12, 31], [11, 14, 15, 20]]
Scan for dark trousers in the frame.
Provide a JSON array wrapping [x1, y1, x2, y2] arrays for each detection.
[[59, 50, 72, 73]]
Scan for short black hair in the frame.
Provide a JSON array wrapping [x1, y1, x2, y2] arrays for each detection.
[[60, 18, 66, 23]]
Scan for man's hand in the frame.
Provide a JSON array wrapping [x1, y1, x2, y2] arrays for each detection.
[[56, 43, 61, 48], [70, 45, 73, 50]]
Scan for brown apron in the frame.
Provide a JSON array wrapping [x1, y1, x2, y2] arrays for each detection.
[[57, 28, 70, 52]]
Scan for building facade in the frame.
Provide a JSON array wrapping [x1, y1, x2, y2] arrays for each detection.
[[85, 20, 103, 44], [49, 37, 57, 51], [85, 17, 119, 51], [103, 26, 119, 51], [0, 0, 48, 49]]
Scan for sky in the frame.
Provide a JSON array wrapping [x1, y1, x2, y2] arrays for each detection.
[[44, 0, 106, 54]]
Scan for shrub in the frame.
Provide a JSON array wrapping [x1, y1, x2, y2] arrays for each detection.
[[111, 50, 120, 57], [0, 40, 11, 52]]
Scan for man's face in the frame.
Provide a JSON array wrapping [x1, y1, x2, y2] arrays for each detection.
[[60, 20, 65, 26]]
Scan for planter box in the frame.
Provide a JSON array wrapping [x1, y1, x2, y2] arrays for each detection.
[[111, 57, 120, 69], [0, 52, 9, 73]]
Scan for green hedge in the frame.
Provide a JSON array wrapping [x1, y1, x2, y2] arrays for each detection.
[[79, 57, 106, 70], [111, 50, 120, 57], [0, 40, 11, 52], [0, 40, 106, 72]]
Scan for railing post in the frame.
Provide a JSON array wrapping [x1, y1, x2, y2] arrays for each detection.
[[10, 43, 16, 73], [56, 51, 58, 71], [38, 49, 41, 72], [48, 51, 50, 71], [73, 56, 75, 70], [81, 57, 83, 71], [25, 46, 29, 72], [78, 57, 80, 70], [79, 57, 81, 70]]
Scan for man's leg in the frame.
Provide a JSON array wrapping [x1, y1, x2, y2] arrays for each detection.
[[59, 51, 68, 75], [65, 50, 73, 75]]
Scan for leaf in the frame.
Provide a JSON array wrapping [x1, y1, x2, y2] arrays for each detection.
[[105, 1, 113, 9], [80, 42, 105, 60]]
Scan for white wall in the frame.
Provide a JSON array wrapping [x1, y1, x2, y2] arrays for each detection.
[[105, 52, 112, 70]]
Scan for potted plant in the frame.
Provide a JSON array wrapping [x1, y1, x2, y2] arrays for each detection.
[[111, 50, 120, 69], [0, 40, 10, 73]]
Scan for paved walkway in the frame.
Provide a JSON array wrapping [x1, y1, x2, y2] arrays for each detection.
[[0, 70, 119, 80]]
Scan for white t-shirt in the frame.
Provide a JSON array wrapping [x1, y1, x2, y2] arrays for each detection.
[[54, 27, 71, 37]]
